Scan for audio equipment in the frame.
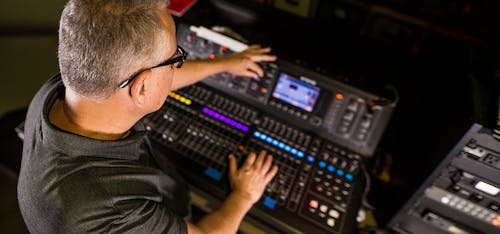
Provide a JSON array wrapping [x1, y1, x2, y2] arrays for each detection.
[[142, 23, 394, 233], [388, 123, 500, 234]]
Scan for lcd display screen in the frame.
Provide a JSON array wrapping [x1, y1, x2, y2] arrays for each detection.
[[272, 72, 320, 112]]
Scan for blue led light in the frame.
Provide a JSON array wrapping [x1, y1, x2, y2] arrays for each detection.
[[307, 156, 315, 163], [252, 132, 307, 160], [284, 146, 291, 152], [266, 137, 273, 143], [336, 169, 344, 177], [263, 196, 276, 209], [204, 168, 222, 181], [318, 161, 326, 168], [345, 173, 354, 181], [327, 165, 335, 172]]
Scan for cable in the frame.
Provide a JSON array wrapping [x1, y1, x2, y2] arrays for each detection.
[[383, 84, 400, 109], [360, 162, 376, 211]]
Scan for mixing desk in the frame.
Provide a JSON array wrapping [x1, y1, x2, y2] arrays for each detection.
[[141, 23, 395, 233]]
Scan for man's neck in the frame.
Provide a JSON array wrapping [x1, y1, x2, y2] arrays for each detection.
[[49, 92, 137, 141]]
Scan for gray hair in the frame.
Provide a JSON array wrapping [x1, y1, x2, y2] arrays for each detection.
[[58, 0, 171, 100]]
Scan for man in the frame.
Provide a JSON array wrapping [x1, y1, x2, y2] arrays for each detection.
[[17, 0, 278, 233]]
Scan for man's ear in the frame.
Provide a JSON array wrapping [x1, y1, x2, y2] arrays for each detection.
[[129, 70, 152, 108]]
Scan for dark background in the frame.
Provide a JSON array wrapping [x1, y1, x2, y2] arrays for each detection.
[[1, 0, 499, 233]]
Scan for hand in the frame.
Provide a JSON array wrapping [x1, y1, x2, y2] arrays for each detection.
[[220, 45, 277, 79], [228, 150, 279, 204]]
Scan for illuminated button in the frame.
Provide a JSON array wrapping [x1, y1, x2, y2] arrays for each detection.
[[329, 209, 340, 219], [266, 137, 273, 143], [320, 205, 328, 213], [297, 151, 304, 158], [307, 156, 315, 163], [318, 161, 327, 168], [263, 196, 276, 209], [260, 134, 267, 140], [309, 200, 319, 209], [261, 87, 268, 93], [185, 99, 192, 105], [327, 218, 335, 227], [489, 203, 499, 211], [254, 132, 261, 138], [336, 169, 344, 177], [335, 93, 344, 100], [327, 165, 335, 172], [345, 173, 354, 181]]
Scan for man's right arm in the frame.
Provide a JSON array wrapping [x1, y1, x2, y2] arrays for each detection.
[[187, 150, 278, 234]]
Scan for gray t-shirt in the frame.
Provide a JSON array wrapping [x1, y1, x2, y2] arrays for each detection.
[[18, 74, 190, 234]]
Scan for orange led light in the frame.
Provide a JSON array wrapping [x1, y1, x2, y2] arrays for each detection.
[[335, 93, 344, 100]]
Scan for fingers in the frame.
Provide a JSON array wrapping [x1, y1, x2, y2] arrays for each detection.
[[261, 153, 273, 172], [228, 154, 237, 177], [243, 45, 277, 63], [259, 153, 278, 183], [254, 150, 267, 169], [241, 152, 256, 171], [249, 54, 277, 62], [265, 165, 279, 183]]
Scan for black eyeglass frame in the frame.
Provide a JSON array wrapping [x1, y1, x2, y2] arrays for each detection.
[[118, 46, 188, 88]]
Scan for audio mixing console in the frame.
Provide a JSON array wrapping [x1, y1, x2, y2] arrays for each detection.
[[142, 23, 395, 233]]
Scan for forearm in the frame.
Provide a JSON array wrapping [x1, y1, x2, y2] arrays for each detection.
[[171, 59, 227, 90], [195, 192, 253, 234]]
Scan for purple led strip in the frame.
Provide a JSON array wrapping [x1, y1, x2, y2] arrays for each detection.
[[202, 107, 249, 132]]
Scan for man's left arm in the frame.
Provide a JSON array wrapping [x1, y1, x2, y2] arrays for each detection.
[[170, 45, 276, 90]]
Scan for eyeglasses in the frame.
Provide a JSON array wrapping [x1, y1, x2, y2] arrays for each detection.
[[118, 46, 188, 88]]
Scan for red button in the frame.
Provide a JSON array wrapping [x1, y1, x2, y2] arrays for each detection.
[[309, 200, 318, 209]]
